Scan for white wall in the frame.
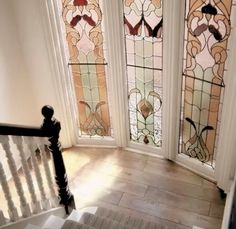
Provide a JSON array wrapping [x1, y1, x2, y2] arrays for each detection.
[[10, 0, 60, 122], [0, 0, 73, 147], [0, 1, 38, 125]]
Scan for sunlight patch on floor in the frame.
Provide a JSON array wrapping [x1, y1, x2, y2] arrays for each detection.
[[71, 162, 122, 203]]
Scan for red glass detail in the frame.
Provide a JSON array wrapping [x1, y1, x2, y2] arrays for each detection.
[[124, 16, 162, 38], [124, 16, 142, 35], [70, 15, 82, 27], [143, 136, 149, 144], [144, 18, 162, 37], [83, 15, 96, 27], [73, 0, 88, 6]]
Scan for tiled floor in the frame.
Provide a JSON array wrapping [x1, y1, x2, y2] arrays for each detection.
[[0, 147, 225, 229], [64, 147, 225, 229]]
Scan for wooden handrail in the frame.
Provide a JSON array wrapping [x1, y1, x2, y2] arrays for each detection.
[[0, 124, 46, 137], [0, 105, 75, 215]]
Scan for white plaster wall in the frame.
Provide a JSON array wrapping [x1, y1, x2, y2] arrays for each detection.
[[0, 0, 73, 147], [10, 0, 59, 123], [0, 1, 38, 125]]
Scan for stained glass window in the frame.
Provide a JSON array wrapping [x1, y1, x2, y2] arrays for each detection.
[[123, 0, 163, 147], [180, 0, 235, 167], [61, 0, 112, 137]]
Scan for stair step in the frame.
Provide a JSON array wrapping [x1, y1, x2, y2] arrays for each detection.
[[42, 215, 65, 229], [61, 220, 96, 229], [67, 207, 98, 222], [80, 212, 132, 229], [24, 224, 41, 229], [79, 212, 162, 229], [64, 207, 164, 229], [95, 207, 141, 226], [94, 207, 164, 229]]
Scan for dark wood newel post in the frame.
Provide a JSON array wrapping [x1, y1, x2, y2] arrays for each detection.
[[41, 105, 75, 214]]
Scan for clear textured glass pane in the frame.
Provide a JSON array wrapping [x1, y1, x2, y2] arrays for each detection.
[[124, 0, 163, 147], [180, 0, 234, 168]]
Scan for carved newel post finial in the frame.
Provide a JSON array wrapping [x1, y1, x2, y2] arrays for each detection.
[[41, 105, 75, 214]]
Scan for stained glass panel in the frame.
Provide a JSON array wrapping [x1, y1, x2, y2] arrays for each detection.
[[62, 0, 111, 137], [124, 0, 163, 147], [180, 0, 235, 167]]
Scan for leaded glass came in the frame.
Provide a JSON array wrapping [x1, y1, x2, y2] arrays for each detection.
[[124, 0, 163, 147]]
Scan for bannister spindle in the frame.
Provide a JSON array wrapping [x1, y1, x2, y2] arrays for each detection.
[[12, 136, 39, 214], [0, 159, 18, 222], [37, 137, 58, 208], [0, 136, 31, 217], [41, 105, 75, 214], [23, 136, 45, 212]]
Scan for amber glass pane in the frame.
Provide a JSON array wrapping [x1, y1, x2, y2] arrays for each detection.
[[62, 0, 111, 137], [180, 0, 234, 168], [124, 0, 163, 147]]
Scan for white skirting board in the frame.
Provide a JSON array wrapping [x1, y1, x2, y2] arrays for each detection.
[[221, 172, 236, 229]]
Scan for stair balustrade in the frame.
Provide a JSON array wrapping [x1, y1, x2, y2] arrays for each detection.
[[0, 105, 75, 226]]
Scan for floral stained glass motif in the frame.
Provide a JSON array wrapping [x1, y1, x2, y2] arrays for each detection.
[[124, 0, 163, 147], [62, 0, 111, 137], [180, 0, 235, 167]]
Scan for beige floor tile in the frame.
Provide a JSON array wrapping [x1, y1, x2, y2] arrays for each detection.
[[145, 186, 211, 215], [87, 163, 224, 203], [144, 160, 203, 186], [119, 193, 222, 229], [72, 170, 148, 197], [209, 203, 225, 218]]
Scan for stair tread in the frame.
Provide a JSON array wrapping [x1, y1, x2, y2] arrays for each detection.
[[24, 224, 41, 229], [64, 207, 166, 229], [42, 215, 65, 229], [81, 213, 129, 229], [79, 212, 163, 229], [61, 220, 96, 229], [94, 207, 164, 229]]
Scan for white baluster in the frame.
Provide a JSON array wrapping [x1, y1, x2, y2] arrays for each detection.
[[0, 210, 5, 226], [24, 136, 47, 212], [12, 136, 40, 215], [0, 159, 18, 222], [37, 137, 58, 208], [0, 136, 31, 217]]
